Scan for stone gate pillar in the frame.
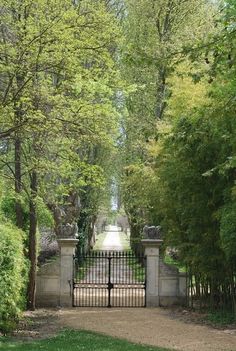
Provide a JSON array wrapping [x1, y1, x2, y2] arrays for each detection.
[[57, 238, 78, 307], [142, 238, 163, 307]]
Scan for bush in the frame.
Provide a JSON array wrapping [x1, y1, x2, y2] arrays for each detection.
[[0, 222, 28, 333], [207, 310, 236, 326], [1, 195, 29, 231]]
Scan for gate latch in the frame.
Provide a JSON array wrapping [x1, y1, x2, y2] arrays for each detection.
[[107, 282, 114, 290]]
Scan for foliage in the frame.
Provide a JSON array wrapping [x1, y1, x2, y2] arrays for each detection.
[[126, 250, 145, 282], [36, 197, 54, 228], [0, 222, 28, 333], [120, 0, 217, 250], [220, 201, 236, 262], [93, 232, 108, 250], [207, 310, 236, 326], [155, 115, 233, 296], [120, 0, 236, 313], [0, 0, 123, 308], [0, 194, 29, 231], [0, 193, 53, 229]]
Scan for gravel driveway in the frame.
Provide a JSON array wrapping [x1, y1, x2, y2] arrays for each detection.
[[58, 307, 236, 351], [102, 226, 123, 250]]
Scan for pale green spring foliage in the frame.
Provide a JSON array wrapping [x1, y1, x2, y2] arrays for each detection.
[[0, 222, 28, 332], [0, 0, 122, 206]]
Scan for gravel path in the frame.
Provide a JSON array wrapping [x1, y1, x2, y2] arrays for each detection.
[[58, 308, 236, 351], [102, 226, 123, 250]]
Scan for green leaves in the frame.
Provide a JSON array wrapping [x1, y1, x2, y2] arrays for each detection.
[[0, 0, 123, 219], [120, 0, 236, 310], [220, 201, 236, 261], [0, 223, 28, 333]]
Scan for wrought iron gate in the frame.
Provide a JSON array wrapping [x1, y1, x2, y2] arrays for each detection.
[[73, 251, 146, 307]]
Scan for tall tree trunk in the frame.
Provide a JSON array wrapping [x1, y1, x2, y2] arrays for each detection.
[[155, 66, 167, 120], [15, 135, 24, 229], [14, 74, 24, 229], [27, 170, 38, 310]]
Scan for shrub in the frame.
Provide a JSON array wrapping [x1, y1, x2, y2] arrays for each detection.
[[0, 222, 28, 333], [1, 195, 29, 231]]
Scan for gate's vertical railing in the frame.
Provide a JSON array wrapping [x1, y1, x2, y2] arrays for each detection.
[[73, 250, 146, 307], [108, 255, 113, 308]]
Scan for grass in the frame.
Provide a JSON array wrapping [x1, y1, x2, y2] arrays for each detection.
[[118, 232, 130, 250], [0, 330, 172, 351], [75, 256, 95, 281], [93, 232, 108, 250], [127, 251, 146, 282], [206, 310, 236, 326]]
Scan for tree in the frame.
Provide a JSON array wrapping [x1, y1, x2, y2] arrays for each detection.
[[120, 0, 217, 249], [0, 0, 122, 309], [141, 0, 236, 310]]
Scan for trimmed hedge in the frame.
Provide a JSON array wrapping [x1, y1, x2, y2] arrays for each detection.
[[0, 223, 28, 333]]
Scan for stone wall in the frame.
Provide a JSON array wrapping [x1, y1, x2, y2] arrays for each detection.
[[36, 238, 78, 308], [142, 233, 187, 308], [159, 259, 187, 306], [36, 230, 186, 308], [36, 257, 60, 307]]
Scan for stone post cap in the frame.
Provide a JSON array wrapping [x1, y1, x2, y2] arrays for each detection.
[[57, 238, 79, 247], [141, 239, 163, 248]]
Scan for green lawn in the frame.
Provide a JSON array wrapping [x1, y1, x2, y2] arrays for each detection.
[[93, 232, 108, 250], [118, 232, 130, 250], [0, 330, 172, 351], [127, 253, 146, 282]]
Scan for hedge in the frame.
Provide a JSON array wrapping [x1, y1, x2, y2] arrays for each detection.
[[0, 222, 28, 333]]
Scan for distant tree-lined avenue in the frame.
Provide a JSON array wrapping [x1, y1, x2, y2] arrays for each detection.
[[0, 0, 236, 332]]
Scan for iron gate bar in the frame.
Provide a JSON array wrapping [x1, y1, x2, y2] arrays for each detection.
[[107, 256, 113, 308], [73, 250, 146, 308]]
